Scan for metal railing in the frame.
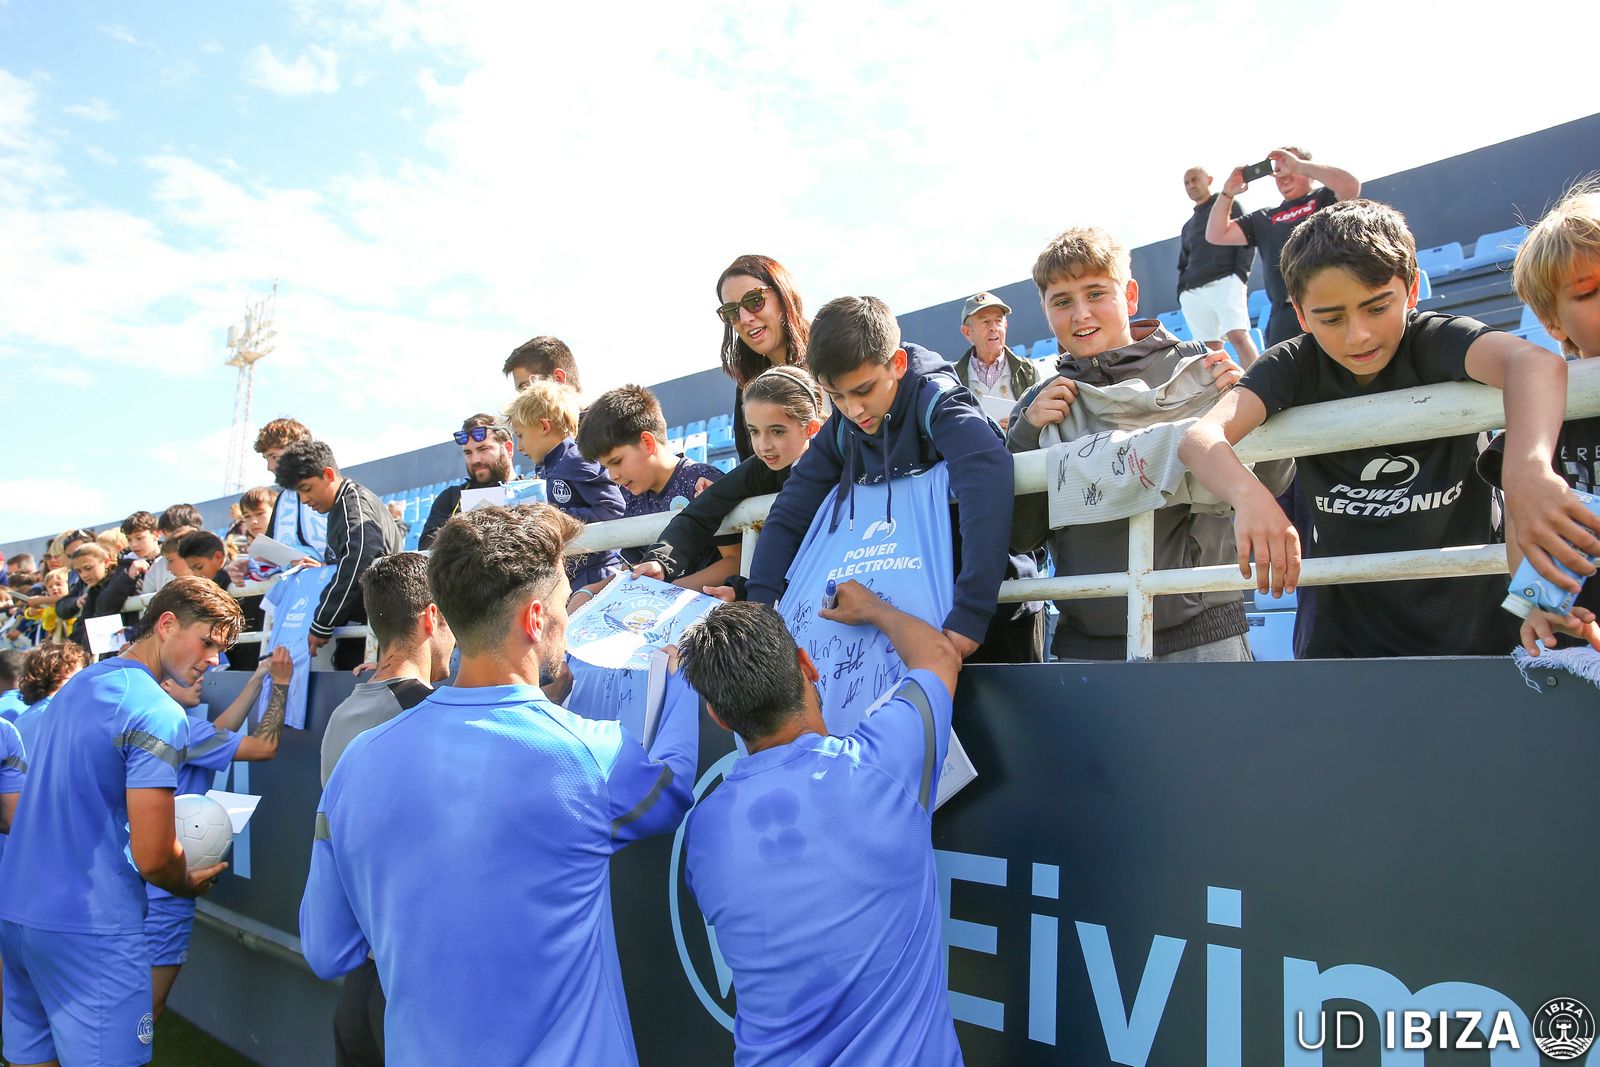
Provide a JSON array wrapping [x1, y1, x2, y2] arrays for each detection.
[[122, 359, 1600, 662]]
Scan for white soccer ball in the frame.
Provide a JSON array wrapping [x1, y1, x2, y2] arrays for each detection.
[[174, 793, 233, 872]]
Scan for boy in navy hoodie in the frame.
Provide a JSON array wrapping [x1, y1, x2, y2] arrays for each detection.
[[747, 295, 1028, 659]]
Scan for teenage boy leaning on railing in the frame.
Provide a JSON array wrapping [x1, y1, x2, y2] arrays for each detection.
[[1179, 199, 1599, 659]]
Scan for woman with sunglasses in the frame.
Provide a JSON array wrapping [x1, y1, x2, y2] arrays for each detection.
[[716, 255, 811, 462]]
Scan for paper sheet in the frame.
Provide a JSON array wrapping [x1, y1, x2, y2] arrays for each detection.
[[978, 392, 1019, 424], [245, 534, 305, 570], [933, 730, 978, 811], [204, 789, 261, 834], [565, 574, 717, 671], [459, 486, 506, 513], [84, 614, 128, 656]]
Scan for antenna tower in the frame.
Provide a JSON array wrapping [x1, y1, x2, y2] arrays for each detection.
[[223, 282, 278, 494]]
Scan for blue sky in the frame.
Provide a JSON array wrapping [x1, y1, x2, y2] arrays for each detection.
[[3, 0, 1597, 544]]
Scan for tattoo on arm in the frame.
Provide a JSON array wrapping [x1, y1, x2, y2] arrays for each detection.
[[255, 683, 288, 746]]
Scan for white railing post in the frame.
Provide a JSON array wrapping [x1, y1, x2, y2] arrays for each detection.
[[1125, 509, 1156, 661], [740, 526, 759, 578]]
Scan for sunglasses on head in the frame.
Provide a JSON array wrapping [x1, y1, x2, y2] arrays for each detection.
[[716, 286, 774, 325], [453, 425, 508, 445]]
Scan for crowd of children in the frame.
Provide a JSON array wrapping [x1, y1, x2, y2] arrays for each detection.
[[2, 169, 1600, 1067]]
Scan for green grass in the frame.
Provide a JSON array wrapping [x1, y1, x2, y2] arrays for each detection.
[[150, 1011, 260, 1067]]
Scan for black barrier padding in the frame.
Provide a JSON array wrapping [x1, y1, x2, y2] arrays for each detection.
[[192, 659, 1599, 1064]]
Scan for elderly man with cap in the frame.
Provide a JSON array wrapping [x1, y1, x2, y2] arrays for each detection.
[[953, 291, 1036, 429]]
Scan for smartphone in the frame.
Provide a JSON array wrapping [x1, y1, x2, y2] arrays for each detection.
[[1241, 158, 1274, 183]]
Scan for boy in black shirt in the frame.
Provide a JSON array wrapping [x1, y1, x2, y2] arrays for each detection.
[[1180, 199, 1592, 658], [1479, 180, 1600, 654]]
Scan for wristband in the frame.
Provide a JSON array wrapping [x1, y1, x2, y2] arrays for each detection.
[[571, 589, 595, 602]]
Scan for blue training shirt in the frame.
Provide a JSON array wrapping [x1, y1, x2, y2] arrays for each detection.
[[0, 688, 25, 722], [12, 696, 50, 759], [684, 669, 963, 1066], [0, 717, 26, 868], [0, 657, 189, 934], [150, 703, 242, 903], [299, 673, 699, 1066]]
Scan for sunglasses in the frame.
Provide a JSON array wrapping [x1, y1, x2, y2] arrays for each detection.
[[716, 286, 774, 325], [453, 425, 509, 445]]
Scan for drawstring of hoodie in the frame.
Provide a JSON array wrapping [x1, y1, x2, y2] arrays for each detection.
[[827, 407, 896, 534]]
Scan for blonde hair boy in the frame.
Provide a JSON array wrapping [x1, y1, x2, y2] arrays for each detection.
[[1513, 178, 1600, 359]]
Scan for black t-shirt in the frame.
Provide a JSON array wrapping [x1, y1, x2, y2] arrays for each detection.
[[1478, 411, 1600, 625], [1238, 186, 1338, 310], [1241, 311, 1516, 657]]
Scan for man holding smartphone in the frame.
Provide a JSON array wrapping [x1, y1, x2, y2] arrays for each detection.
[[1204, 146, 1361, 347]]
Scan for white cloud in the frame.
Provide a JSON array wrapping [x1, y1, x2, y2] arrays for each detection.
[[243, 44, 340, 96], [5, 0, 1600, 541], [64, 97, 117, 122]]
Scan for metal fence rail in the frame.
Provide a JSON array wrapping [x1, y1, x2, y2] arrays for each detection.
[[121, 359, 1600, 662]]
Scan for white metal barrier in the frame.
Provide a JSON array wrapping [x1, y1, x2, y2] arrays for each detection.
[[120, 359, 1600, 663]]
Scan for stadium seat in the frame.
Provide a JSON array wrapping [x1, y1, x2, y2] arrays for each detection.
[[1246, 611, 1295, 661], [667, 425, 683, 444], [1514, 303, 1561, 354], [1250, 327, 1265, 354], [1157, 311, 1192, 341], [683, 431, 708, 464], [1461, 225, 1527, 270], [1030, 338, 1058, 359], [708, 419, 735, 449], [1417, 242, 1464, 278], [714, 455, 737, 473], [1246, 288, 1270, 322], [1416, 268, 1432, 301]]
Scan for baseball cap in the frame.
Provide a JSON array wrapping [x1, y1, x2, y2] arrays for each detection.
[[961, 292, 1012, 322]]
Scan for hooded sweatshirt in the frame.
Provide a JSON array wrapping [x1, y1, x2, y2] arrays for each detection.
[[747, 343, 1015, 644], [1008, 322, 1293, 659]]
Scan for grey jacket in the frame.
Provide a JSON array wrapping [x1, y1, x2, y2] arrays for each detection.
[[1007, 322, 1293, 659]]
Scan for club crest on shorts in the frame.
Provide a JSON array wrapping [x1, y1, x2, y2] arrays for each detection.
[[1534, 997, 1594, 1060]]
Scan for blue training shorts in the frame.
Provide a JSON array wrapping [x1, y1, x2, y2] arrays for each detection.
[[145, 894, 198, 967], [0, 919, 156, 1067]]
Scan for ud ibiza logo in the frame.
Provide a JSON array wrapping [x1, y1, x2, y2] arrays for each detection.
[[137, 1012, 155, 1045], [861, 517, 897, 541], [1359, 453, 1422, 487], [1534, 997, 1595, 1060], [550, 480, 572, 504], [670, 752, 740, 1032]]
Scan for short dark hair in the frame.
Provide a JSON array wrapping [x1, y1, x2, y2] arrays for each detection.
[[575, 385, 667, 462], [503, 336, 581, 391], [678, 603, 806, 741], [120, 511, 158, 537], [360, 552, 434, 649], [19, 643, 89, 704], [254, 418, 312, 455], [178, 530, 226, 560], [427, 505, 583, 655], [274, 439, 338, 490], [159, 504, 203, 534], [0, 649, 24, 690], [1279, 199, 1418, 305], [135, 575, 244, 645], [7, 553, 36, 573], [805, 296, 901, 387]]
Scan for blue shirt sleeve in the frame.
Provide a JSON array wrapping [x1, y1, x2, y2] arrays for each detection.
[[0, 719, 25, 793], [854, 670, 953, 812], [299, 769, 372, 979], [183, 716, 243, 773], [119, 678, 190, 790], [605, 669, 699, 847], [554, 457, 626, 525]]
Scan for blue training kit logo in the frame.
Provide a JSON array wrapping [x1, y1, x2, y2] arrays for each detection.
[[137, 1012, 155, 1045]]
